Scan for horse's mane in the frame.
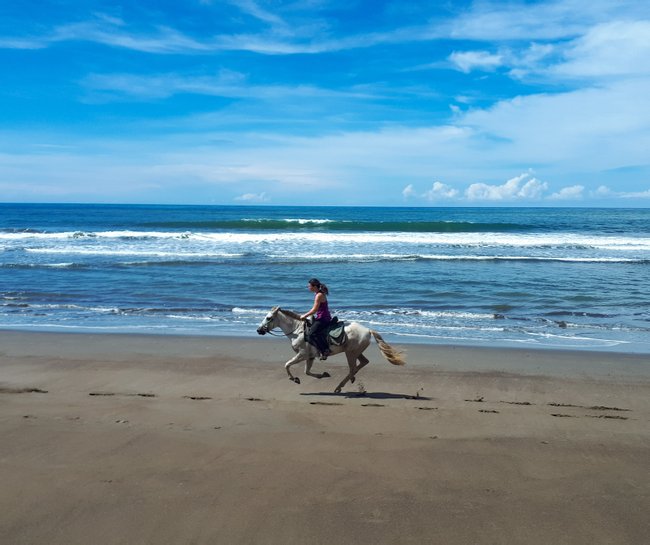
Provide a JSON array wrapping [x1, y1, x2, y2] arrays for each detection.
[[278, 308, 302, 321]]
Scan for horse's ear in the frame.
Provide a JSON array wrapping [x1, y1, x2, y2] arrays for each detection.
[[271, 306, 280, 313]]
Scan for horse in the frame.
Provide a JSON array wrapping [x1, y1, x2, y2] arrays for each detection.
[[256, 306, 405, 393]]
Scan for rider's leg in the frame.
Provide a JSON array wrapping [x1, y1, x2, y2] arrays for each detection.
[[308, 319, 329, 356]]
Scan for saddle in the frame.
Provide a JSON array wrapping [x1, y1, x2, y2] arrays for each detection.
[[305, 316, 348, 347]]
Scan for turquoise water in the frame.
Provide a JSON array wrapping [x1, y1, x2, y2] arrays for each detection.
[[1, 204, 649, 353]]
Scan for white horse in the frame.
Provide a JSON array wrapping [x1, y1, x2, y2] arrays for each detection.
[[256, 306, 405, 393]]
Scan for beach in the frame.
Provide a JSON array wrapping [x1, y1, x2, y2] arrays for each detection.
[[1, 331, 648, 545]]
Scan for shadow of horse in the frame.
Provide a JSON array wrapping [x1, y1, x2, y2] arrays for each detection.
[[300, 392, 433, 401]]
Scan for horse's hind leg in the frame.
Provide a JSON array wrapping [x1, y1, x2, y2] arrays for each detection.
[[349, 353, 369, 384], [305, 358, 331, 379], [334, 353, 361, 393]]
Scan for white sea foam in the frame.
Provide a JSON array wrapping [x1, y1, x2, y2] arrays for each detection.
[[25, 248, 245, 258], [166, 314, 214, 321], [3, 229, 650, 250], [180, 231, 650, 250], [0, 230, 189, 241], [350, 309, 495, 320], [269, 253, 645, 263], [279, 218, 338, 224], [232, 307, 268, 315], [15, 246, 648, 263]]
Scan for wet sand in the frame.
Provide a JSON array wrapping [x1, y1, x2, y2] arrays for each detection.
[[1, 331, 649, 544]]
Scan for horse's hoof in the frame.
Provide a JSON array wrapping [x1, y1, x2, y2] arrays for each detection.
[[290, 377, 300, 384], [350, 376, 355, 384], [322, 372, 331, 378], [334, 387, 341, 394]]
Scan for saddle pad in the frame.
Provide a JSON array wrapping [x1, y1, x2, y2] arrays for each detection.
[[328, 322, 347, 346]]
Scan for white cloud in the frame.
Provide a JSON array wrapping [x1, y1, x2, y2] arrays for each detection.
[[549, 185, 584, 200], [620, 189, 650, 198], [54, 21, 211, 54], [448, 50, 503, 73], [81, 71, 374, 102], [402, 184, 417, 199], [460, 78, 650, 172], [590, 185, 650, 199], [2, 0, 647, 63], [234, 192, 270, 202], [423, 181, 459, 200], [551, 20, 650, 78], [465, 173, 548, 201], [486, 20, 650, 82], [592, 185, 612, 197], [444, 0, 647, 42], [227, 0, 287, 27]]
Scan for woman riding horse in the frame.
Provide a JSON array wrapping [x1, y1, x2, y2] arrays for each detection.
[[300, 278, 332, 360]]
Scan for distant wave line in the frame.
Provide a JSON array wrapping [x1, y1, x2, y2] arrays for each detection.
[[135, 218, 533, 233]]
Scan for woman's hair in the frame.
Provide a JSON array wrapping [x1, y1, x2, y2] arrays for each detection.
[[308, 278, 329, 295]]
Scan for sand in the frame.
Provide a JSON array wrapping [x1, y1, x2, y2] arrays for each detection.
[[1, 330, 649, 545]]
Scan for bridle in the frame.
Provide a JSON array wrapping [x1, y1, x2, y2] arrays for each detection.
[[260, 309, 305, 338]]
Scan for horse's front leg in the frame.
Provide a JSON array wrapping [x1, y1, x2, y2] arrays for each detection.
[[305, 357, 331, 380], [284, 353, 306, 384]]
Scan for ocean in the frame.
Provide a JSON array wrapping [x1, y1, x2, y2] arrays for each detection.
[[1, 203, 649, 353]]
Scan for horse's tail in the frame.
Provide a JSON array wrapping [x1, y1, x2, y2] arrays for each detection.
[[370, 330, 406, 366]]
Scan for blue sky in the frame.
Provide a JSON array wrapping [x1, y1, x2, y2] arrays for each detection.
[[1, 0, 649, 206]]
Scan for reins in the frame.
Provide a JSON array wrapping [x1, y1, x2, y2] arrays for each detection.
[[265, 329, 291, 337]]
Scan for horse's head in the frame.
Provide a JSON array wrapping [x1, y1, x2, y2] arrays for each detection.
[[256, 306, 280, 335]]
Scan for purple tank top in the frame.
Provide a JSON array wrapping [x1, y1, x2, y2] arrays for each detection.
[[315, 299, 331, 322]]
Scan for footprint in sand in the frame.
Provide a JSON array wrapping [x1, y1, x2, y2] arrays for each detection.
[[183, 396, 212, 401], [309, 401, 343, 406], [587, 405, 630, 412], [551, 413, 577, 418], [361, 403, 385, 407], [1, 387, 48, 394], [549, 402, 631, 412], [479, 409, 500, 414], [90, 392, 156, 398]]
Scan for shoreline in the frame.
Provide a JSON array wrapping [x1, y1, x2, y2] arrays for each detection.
[[2, 307, 647, 356], [1, 329, 649, 544], [1, 328, 648, 379]]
